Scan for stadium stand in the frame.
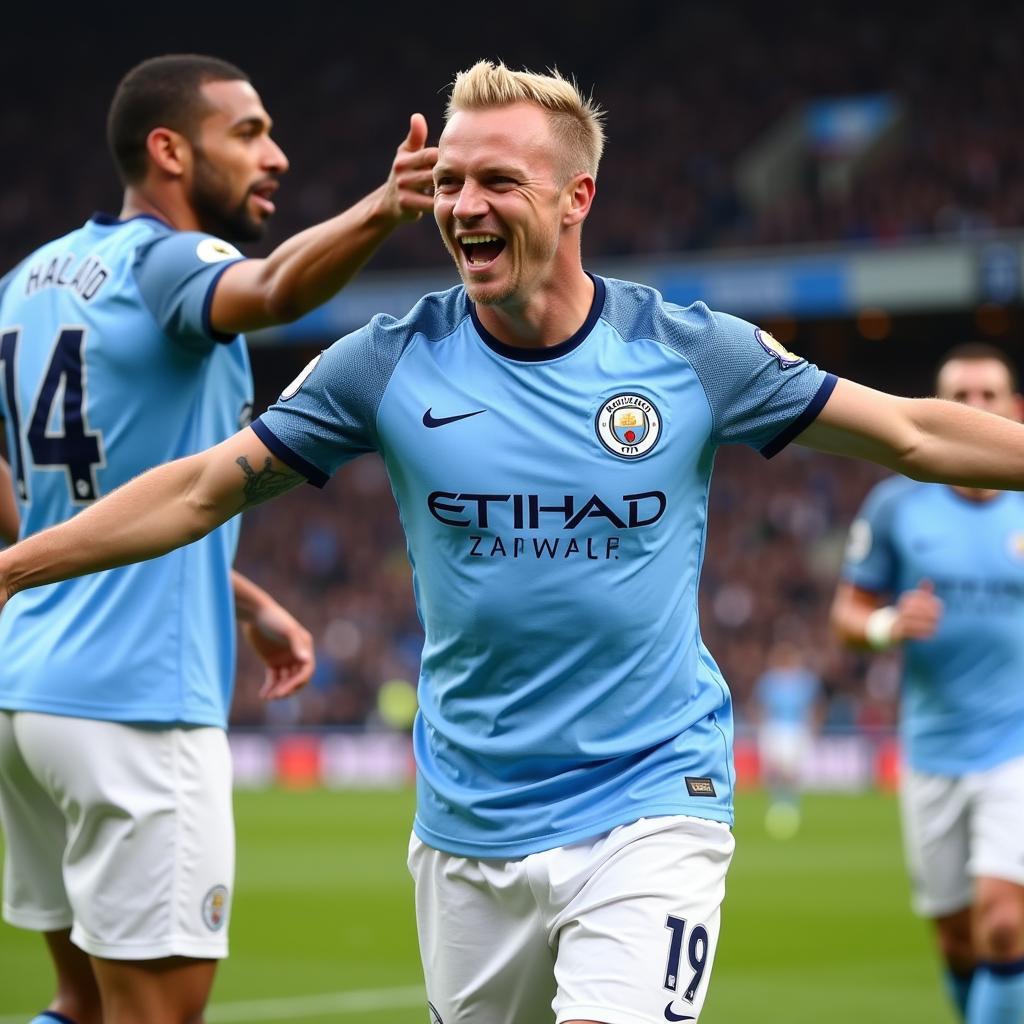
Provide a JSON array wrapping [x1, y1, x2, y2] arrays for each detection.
[[2, 5, 1023, 269]]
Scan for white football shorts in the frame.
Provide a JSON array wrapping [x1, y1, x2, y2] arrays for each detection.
[[0, 710, 234, 959], [900, 755, 1024, 918], [409, 814, 735, 1024]]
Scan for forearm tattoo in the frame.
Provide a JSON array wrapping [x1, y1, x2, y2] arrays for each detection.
[[236, 456, 298, 510]]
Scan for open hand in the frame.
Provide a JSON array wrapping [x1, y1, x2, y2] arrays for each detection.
[[242, 601, 315, 700]]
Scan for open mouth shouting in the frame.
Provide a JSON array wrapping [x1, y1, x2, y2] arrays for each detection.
[[458, 233, 507, 271], [249, 180, 279, 216]]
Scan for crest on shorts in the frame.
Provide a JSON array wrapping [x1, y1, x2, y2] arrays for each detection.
[[202, 884, 230, 931], [755, 328, 803, 368], [595, 392, 662, 459]]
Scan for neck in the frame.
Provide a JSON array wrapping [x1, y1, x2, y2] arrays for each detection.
[[119, 185, 199, 232], [474, 263, 594, 349], [951, 485, 1001, 503]]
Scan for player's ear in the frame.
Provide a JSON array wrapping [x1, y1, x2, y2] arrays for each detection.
[[562, 172, 596, 228], [145, 127, 191, 180]]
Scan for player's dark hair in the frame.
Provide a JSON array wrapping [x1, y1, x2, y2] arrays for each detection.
[[107, 54, 249, 185], [936, 342, 1020, 392]]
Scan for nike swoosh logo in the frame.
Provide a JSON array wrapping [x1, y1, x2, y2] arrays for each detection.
[[664, 1004, 696, 1022], [422, 408, 487, 428]]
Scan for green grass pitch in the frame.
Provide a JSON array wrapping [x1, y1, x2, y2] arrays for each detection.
[[0, 789, 954, 1022]]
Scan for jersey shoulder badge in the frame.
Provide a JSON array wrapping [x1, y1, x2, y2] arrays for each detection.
[[196, 238, 243, 264], [755, 328, 803, 368], [280, 353, 323, 401]]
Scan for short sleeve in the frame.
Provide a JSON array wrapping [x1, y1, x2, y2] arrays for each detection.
[[132, 232, 246, 350], [252, 314, 409, 487], [841, 481, 903, 596], [678, 304, 835, 455]]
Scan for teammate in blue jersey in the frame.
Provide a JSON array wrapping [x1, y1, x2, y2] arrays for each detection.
[[0, 54, 437, 1024], [3, 62, 1024, 1024], [833, 343, 1024, 1024], [749, 642, 823, 838]]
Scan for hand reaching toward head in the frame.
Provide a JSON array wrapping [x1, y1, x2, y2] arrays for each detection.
[[381, 113, 439, 223]]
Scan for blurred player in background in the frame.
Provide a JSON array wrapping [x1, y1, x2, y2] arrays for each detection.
[[0, 54, 436, 1024], [749, 641, 823, 839], [833, 343, 1024, 1024], [5, 62, 1024, 1024]]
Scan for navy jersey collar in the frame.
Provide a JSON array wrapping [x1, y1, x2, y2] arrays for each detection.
[[90, 211, 172, 229], [469, 273, 606, 363]]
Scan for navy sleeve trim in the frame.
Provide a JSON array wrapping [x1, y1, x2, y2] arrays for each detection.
[[760, 373, 838, 459], [838, 572, 887, 592], [201, 260, 245, 344], [250, 420, 329, 488], [983, 958, 1024, 977]]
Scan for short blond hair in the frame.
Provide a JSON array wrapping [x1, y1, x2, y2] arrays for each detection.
[[446, 60, 605, 180]]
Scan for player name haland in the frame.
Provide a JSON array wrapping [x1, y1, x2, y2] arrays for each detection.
[[24, 252, 110, 303], [427, 489, 666, 561]]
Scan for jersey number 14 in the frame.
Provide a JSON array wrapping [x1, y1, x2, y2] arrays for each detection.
[[0, 326, 104, 503]]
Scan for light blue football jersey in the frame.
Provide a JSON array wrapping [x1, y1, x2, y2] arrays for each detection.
[[843, 478, 1024, 774], [256, 276, 834, 857], [753, 668, 821, 727], [0, 214, 253, 727]]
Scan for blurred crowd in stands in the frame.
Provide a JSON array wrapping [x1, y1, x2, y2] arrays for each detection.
[[2, 4, 1023, 273]]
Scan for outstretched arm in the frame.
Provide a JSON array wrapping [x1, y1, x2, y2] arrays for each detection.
[[209, 114, 437, 332], [0, 427, 301, 605], [798, 378, 1024, 488]]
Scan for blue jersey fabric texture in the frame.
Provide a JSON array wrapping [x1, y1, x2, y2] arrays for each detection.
[[843, 477, 1024, 775], [753, 668, 821, 727], [256, 275, 834, 857], [0, 215, 252, 727]]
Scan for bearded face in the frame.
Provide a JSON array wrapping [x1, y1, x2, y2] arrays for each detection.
[[189, 144, 270, 243]]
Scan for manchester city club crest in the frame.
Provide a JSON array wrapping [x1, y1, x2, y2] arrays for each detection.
[[201, 884, 230, 932], [595, 392, 662, 459]]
